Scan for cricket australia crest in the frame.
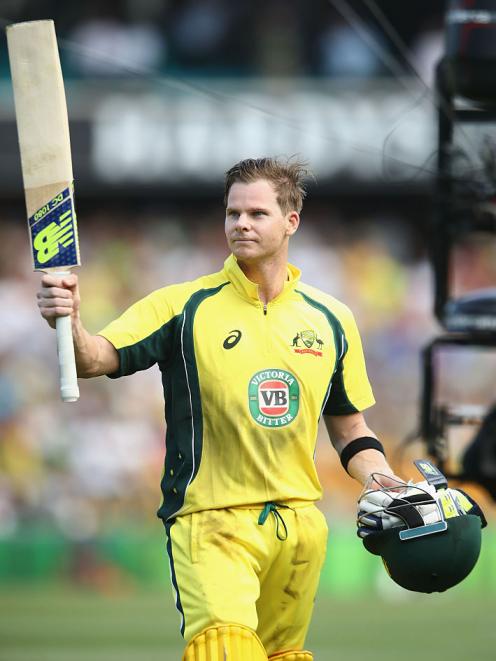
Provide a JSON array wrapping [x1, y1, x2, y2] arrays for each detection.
[[248, 369, 299, 427], [291, 329, 324, 357]]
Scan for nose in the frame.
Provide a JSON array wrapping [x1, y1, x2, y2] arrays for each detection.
[[234, 213, 251, 231]]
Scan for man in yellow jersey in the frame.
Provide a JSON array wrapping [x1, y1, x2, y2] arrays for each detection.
[[37, 158, 401, 660]]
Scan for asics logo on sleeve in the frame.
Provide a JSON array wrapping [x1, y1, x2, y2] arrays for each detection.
[[223, 329, 242, 349]]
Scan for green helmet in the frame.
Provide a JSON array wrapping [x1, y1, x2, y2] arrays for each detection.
[[363, 514, 482, 593], [359, 460, 487, 593]]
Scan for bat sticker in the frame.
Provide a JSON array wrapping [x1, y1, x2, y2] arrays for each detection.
[[28, 184, 80, 270]]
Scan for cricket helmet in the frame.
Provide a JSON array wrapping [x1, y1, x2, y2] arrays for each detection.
[[359, 461, 487, 593]]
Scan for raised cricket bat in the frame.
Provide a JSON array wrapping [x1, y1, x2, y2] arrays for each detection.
[[6, 20, 81, 402]]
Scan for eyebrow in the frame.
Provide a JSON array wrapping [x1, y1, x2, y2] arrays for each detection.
[[226, 206, 270, 214]]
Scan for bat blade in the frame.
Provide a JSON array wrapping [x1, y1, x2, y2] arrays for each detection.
[[7, 20, 80, 402]]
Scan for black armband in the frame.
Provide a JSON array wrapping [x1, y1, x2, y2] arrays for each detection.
[[340, 437, 385, 473]]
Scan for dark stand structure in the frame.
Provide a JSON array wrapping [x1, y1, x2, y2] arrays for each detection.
[[420, 0, 496, 499]]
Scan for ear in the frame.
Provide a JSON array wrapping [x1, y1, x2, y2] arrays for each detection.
[[286, 211, 300, 236]]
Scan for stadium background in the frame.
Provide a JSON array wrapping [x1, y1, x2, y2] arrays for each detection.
[[0, 1, 495, 660]]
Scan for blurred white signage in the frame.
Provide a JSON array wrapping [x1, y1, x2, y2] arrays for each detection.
[[91, 81, 436, 183]]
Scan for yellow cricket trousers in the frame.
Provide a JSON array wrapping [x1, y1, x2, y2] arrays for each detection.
[[164, 503, 328, 656]]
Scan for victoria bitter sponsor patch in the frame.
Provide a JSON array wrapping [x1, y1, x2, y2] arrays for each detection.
[[248, 368, 299, 427]]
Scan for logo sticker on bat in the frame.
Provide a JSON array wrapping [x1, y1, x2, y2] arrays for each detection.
[[28, 185, 80, 270]]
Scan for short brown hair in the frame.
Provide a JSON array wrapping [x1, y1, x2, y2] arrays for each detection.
[[224, 157, 309, 214]]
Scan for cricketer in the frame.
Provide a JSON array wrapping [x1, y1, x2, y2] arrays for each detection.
[[37, 157, 401, 660]]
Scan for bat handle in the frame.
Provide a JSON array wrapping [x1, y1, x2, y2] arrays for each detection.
[[53, 269, 79, 402], [56, 315, 79, 402]]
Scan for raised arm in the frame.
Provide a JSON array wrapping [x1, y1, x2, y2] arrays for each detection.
[[324, 412, 401, 487], [37, 273, 119, 378]]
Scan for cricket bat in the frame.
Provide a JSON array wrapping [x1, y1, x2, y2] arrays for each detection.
[[6, 20, 81, 402]]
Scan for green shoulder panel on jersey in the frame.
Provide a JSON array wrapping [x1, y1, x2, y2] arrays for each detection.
[[158, 281, 230, 522], [295, 282, 376, 416], [106, 314, 180, 378], [324, 357, 356, 415], [99, 269, 229, 376], [295, 282, 356, 329], [295, 287, 356, 416], [295, 286, 347, 359]]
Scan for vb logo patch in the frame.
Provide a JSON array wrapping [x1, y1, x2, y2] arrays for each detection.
[[248, 369, 299, 427]]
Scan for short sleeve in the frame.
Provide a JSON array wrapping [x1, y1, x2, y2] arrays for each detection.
[[98, 290, 178, 378], [323, 308, 375, 415]]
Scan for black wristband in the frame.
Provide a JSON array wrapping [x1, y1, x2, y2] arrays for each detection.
[[340, 437, 385, 473]]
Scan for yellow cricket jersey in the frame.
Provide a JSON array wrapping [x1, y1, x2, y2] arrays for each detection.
[[98, 254, 375, 521]]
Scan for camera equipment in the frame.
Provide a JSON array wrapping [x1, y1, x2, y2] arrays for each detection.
[[420, 0, 496, 498]]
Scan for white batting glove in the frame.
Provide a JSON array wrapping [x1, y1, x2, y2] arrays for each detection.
[[357, 481, 485, 538], [357, 481, 441, 538]]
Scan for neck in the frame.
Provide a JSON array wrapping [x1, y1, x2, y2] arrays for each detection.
[[237, 256, 288, 304]]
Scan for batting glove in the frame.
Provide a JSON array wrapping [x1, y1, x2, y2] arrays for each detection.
[[357, 481, 487, 538], [357, 481, 440, 538]]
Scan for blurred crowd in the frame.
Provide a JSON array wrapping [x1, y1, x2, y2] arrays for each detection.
[[0, 1, 495, 593], [0, 204, 451, 542], [1, 0, 444, 82], [2, 199, 496, 548]]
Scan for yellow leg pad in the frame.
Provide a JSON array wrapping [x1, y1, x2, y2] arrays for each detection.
[[183, 623, 268, 661], [269, 652, 313, 661]]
